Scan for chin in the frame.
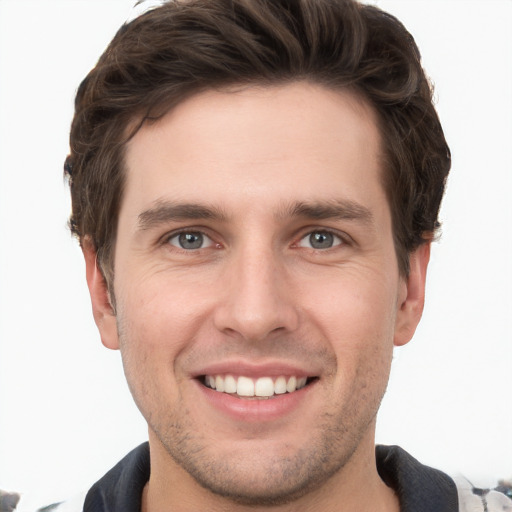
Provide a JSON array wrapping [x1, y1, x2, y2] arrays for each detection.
[[153, 415, 363, 507]]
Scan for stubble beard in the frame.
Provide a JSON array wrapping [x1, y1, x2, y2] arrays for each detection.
[[117, 315, 391, 507], [147, 383, 385, 507], [154, 412, 356, 506]]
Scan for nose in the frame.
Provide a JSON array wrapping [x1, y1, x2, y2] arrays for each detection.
[[213, 246, 299, 342]]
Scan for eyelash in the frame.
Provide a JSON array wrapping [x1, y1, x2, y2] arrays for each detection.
[[165, 230, 218, 251], [162, 227, 350, 252], [294, 229, 346, 250]]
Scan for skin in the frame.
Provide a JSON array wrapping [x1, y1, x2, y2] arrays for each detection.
[[84, 82, 430, 511]]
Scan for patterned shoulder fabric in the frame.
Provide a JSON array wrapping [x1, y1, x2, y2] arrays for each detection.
[[455, 477, 512, 512]]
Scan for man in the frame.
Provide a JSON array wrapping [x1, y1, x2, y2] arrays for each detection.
[[64, 0, 457, 510]]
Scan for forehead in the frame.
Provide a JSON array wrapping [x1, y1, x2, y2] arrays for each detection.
[[122, 82, 385, 221]]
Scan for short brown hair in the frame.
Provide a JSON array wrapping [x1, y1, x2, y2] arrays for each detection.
[[66, 0, 450, 284]]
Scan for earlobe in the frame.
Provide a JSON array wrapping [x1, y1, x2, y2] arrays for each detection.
[[394, 242, 431, 347], [82, 238, 120, 350]]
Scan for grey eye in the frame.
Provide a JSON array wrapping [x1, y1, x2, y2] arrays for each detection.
[[298, 231, 342, 249], [168, 231, 213, 250], [309, 232, 334, 249]]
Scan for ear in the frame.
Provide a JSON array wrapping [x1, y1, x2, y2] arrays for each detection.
[[394, 242, 431, 347], [82, 238, 120, 350]]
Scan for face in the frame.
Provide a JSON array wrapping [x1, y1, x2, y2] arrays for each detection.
[[85, 82, 428, 506]]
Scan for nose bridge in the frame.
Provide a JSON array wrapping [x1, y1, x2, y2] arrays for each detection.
[[214, 240, 298, 341]]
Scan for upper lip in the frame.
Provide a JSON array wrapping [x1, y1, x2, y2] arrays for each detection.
[[190, 360, 319, 379]]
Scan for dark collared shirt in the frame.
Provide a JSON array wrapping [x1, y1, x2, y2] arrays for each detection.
[[84, 443, 459, 511]]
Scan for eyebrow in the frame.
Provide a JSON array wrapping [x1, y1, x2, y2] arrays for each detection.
[[138, 201, 228, 230], [279, 200, 374, 225], [137, 198, 374, 231]]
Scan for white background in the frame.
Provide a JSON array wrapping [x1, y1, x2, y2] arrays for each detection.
[[0, 0, 511, 509]]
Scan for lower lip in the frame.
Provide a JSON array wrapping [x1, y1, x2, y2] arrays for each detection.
[[195, 380, 316, 423]]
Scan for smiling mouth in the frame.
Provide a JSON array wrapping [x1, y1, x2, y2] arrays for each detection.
[[201, 374, 317, 399]]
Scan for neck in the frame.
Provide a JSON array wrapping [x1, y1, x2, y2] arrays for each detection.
[[141, 431, 399, 512]]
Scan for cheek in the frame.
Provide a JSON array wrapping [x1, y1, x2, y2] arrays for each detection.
[[297, 268, 398, 400], [114, 291, 189, 420], [114, 270, 221, 394], [117, 268, 214, 339], [300, 268, 399, 349]]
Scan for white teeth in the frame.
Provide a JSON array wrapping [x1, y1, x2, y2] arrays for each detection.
[[297, 377, 307, 389], [274, 376, 287, 395], [286, 376, 297, 393], [215, 375, 225, 392], [204, 374, 310, 398], [255, 377, 274, 397], [224, 374, 237, 393], [237, 376, 255, 396]]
